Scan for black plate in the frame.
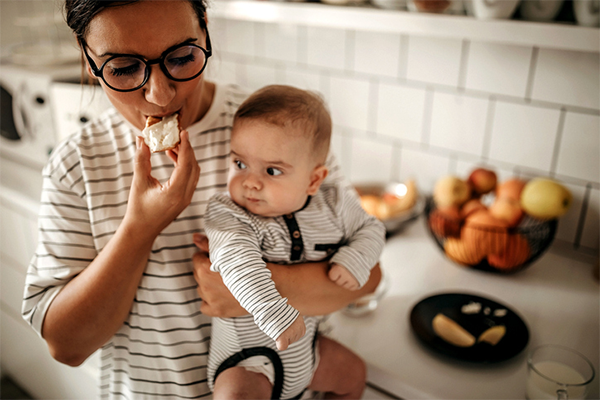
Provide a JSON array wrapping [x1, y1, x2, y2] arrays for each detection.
[[410, 293, 529, 363]]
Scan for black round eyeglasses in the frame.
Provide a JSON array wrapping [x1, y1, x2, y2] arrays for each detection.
[[82, 31, 212, 93]]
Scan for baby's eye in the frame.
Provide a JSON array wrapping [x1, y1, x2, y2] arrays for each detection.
[[267, 167, 282, 176], [235, 160, 247, 170]]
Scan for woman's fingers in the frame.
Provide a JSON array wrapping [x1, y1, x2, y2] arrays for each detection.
[[133, 136, 152, 183], [167, 130, 200, 200]]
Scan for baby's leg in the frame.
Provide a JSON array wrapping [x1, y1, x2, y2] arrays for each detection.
[[213, 366, 272, 400], [309, 335, 367, 399]]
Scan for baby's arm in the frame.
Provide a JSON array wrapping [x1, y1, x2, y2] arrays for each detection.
[[327, 183, 386, 289], [205, 194, 305, 346]]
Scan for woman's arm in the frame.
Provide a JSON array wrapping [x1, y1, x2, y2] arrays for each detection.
[[41, 133, 200, 366], [193, 234, 382, 317]]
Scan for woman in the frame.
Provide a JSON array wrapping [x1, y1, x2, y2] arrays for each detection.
[[22, 1, 380, 398]]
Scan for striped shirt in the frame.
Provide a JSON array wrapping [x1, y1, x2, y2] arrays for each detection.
[[22, 83, 248, 400], [204, 181, 386, 398]]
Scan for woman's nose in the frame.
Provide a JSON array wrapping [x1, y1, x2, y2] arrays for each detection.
[[143, 65, 176, 106], [243, 174, 262, 190]]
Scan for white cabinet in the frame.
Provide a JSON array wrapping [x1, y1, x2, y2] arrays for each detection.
[[0, 185, 100, 399]]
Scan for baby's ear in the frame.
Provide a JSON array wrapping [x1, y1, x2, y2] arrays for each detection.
[[307, 165, 328, 195]]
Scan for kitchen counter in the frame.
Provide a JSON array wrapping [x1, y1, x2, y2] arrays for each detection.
[[327, 218, 600, 399]]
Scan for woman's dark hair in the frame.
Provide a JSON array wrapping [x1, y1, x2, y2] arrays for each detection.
[[64, 0, 208, 44]]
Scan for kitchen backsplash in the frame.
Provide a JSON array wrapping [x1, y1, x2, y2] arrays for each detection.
[[204, 13, 599, 254]]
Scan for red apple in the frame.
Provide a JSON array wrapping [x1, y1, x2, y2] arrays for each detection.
[[489, 197, 524, 227], [460, 198, 487, 219], [488, 234, 530, 270], [468, 168, 497, 196], [429, 206, 461, 238], [462, 210, 510, 255], [496, 178, 527, 201]]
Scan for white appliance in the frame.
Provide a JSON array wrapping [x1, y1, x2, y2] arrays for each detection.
[[0, 63, 110, 170]]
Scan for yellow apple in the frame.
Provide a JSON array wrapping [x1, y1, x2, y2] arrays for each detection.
[[433, 175, 471, 208], [520, 178, 572, 220]]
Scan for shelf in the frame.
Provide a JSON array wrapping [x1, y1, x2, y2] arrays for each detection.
[[210, 0, 599, 53]]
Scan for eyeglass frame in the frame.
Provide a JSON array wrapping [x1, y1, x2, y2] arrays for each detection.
[[81, 30, 212, 93]]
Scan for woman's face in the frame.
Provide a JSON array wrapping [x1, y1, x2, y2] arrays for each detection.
[[84, 1, 211, 130]]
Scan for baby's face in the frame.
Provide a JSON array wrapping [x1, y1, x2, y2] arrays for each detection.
[[228, 119, 320, 217]]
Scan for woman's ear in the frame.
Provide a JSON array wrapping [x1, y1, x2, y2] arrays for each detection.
[[307, 165, 329, 195]]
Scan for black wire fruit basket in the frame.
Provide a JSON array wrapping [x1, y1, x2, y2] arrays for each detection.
[[425, 197, 558, 274]]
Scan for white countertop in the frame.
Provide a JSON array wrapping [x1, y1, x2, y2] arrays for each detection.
[[327, 218, 600, 399]]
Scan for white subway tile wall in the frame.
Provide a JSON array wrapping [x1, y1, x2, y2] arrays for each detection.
[[464, 42, 533, 98], [208, 17, 600, 254]]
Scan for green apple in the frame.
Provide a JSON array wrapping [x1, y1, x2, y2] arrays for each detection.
[[520, 178, 572, 220]]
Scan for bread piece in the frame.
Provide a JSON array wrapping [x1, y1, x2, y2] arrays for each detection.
[[478, 325, 506, 346], [432, 313, 476, 348], [140, 114, 181, 153]]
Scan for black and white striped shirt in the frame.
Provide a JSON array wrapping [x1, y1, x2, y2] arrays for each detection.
[[204, 180, 385, 398], [22, 83, 248, 399]]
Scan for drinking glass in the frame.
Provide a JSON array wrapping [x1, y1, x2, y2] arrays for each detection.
[[527, 345, 595, 400]]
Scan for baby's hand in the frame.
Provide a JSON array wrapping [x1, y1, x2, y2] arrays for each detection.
[[328, 263, 360, 290], [275, 315, 306, 351]]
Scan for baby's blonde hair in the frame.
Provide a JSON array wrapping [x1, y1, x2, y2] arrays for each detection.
[[234, 85, 332, 165]]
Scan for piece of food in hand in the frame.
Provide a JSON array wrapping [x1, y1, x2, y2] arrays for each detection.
[[140, 113, 181, 153], [444, 237, 485, 266], [496, 178, 527, 201], [432, 313, 476, 347], [433, 175, 471, 208], [488, 234, 530, 270], [520, 178, 572, 220], [489, 197, 524, 227], [468, 167, 497, 196], [477, 325, 506, 346], [429, 205, 461, 238]]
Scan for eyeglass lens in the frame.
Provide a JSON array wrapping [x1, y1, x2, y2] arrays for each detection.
[[102, 45, 207, 91]]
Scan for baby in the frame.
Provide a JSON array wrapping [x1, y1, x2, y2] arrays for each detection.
[[204, 85, 386, 399]]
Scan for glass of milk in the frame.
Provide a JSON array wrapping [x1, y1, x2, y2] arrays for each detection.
[[527, 345, 595, 400]]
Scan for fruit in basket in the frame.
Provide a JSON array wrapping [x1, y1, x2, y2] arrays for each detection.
[[432, 313, 475, 347], [489, 197, 524, 227], [520, 178, 572, 220], [360, 195, 380, 217], [496, 178, 527, 201], [433, 175, 471, 208], [488, 234, 531, 270], [358, 180, 418, 220], [444, 237, 485, 266], [377, 180, 418, 220], [460, 198, 487, 219], [429, 206, 461, 238], [468, 168, 497, 196], [462, 210, 510, 255]]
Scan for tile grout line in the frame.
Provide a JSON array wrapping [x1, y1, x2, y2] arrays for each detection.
[[524, 46, 539, 102], [549, 107, 567, 178], [481, 95, 496, 161]]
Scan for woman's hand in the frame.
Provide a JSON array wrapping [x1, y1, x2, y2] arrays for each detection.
[[124, 131, 200, 239], [192, 233, 247, 317]]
